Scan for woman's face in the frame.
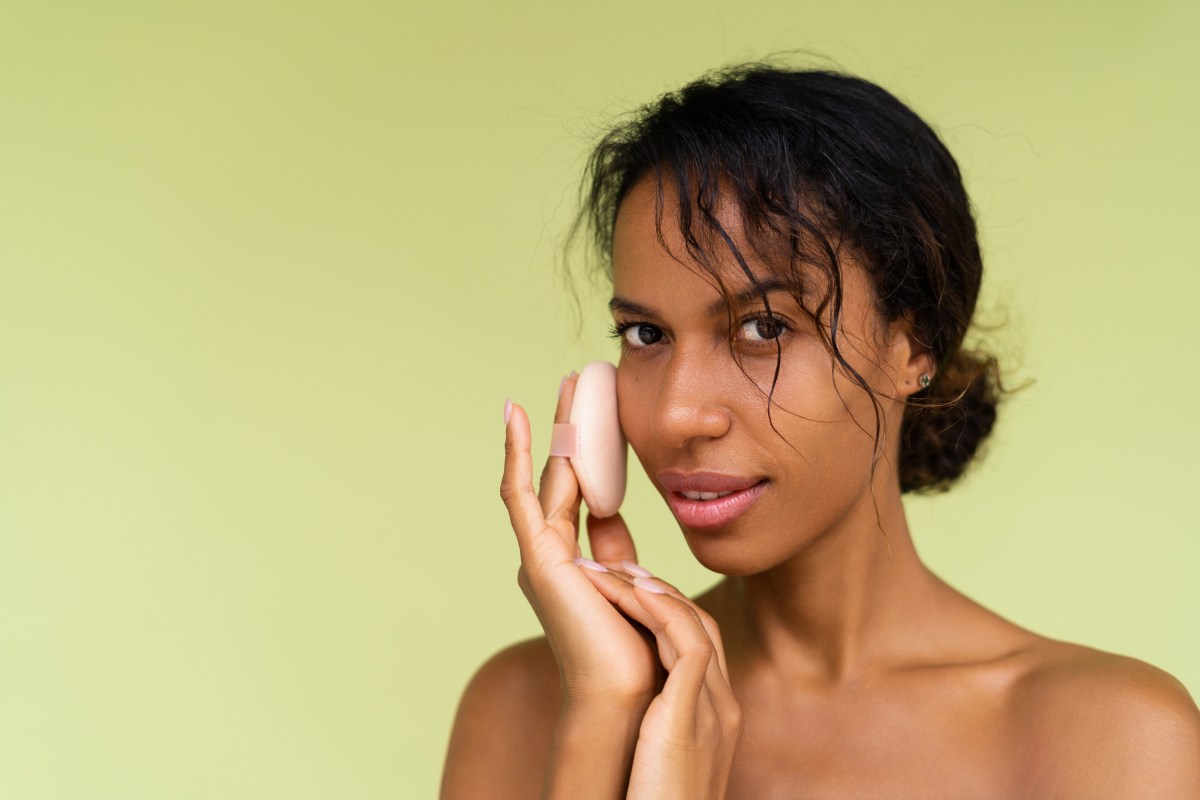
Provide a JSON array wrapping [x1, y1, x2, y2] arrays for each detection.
[[610, 177, 919, 575]]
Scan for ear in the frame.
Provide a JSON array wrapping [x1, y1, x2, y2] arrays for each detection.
[[885, 311, 936, 398]]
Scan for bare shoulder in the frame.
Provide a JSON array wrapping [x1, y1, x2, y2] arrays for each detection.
[[1007, 638, 1200, 798], [1011, 638, 1200, 728], [440, 636, 561, 800]]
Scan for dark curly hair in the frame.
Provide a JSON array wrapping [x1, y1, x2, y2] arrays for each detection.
[[564, 58, 1028, 506]]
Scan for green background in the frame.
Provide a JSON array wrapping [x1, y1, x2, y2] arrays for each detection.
[[1, 1, 1196, 797]]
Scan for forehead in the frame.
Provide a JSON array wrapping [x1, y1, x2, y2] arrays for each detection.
[[612, 176, 875, 311], [611, 176, 782, 304]]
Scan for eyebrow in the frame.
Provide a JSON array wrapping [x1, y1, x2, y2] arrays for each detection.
[[608, 276, 802, 319]]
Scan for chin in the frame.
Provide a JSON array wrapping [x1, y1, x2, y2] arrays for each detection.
[[678, 527, 778, 577]]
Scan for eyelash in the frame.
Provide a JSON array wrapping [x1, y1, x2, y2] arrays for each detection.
[[607, 314, 792, 356]]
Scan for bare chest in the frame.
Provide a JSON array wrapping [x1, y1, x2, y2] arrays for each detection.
[[724, 676, 1023, 800]]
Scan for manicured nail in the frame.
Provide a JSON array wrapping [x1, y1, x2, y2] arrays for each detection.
[[573, 557, 609, 573], [504, 398, 512, 426], [621, 560, 653, 578], [633, 576, 667, 594]]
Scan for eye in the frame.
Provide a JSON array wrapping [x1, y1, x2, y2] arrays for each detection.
[[738, 314, 789, 346], [608, 321, 663, 352]]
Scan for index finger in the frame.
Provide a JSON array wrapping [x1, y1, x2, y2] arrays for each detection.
[[499, 400, 560, 564]]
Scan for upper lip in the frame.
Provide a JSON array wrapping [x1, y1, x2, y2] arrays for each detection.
[[656, 470, 765, 494]]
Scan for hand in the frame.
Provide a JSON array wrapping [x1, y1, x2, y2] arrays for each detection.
[[578, 566, 743, 800], [499, 373, 661, 712]]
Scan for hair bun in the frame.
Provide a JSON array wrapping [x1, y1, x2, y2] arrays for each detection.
[[899, 347, 1004, 494]]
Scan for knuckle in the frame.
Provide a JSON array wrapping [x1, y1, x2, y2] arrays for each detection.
[[609, 671, 653, 700], [694, 607, 718, 629], [499, 473, 533, 506], [724, 707, 744, 736], [669, 602, 700, 625]]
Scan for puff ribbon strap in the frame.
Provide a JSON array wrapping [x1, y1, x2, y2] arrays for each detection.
[[549, 423, 578, 458]]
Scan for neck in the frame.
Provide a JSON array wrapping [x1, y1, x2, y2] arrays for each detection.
[[709, 478, 943, 687]]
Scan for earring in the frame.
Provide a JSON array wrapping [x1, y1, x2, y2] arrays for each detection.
[[918, 373, 932, 389]]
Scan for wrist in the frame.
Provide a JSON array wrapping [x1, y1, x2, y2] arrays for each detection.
[[562, 687, 654, 720], [542, 706, 643, 800], [558, 700, 648, 738]]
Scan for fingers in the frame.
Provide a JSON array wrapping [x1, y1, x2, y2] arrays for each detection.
[[499, 400, 568, 575], [627, 572, 731, 684], [499, 401, 547, 562], [584, 509, 638, 566], [627, 579, 741, 750], [576, 564, 733, 689], [573, 560, 741, 764], [538, 372, 583, 539], [633, 582, 733, 704]]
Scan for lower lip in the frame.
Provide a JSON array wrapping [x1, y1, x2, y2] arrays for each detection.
[[666, 481, 767, 528]]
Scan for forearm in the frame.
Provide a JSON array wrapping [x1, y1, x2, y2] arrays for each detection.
[[541, 702, 645, 800]]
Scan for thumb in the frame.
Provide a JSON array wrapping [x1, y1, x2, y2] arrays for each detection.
[[585, 509, 638, 566]]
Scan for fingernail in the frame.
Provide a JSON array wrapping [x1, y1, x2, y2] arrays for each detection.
[[633, 576, 667, 594], [621, 560, 653, 578], [504, 397, 512, 426], [569, 370, 578, 380], [558, 374, 567, 398], [573, 557, 608, 573]]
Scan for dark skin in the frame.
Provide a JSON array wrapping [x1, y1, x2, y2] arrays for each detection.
[[442, 177, 1200, 799]]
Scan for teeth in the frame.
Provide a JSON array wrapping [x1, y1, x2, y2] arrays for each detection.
[[682, 490, 735, 501]]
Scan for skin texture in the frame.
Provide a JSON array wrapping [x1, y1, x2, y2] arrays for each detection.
[[441, 177, 1200, 799]]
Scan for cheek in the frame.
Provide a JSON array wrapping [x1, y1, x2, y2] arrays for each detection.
[[756, 352, 881, 476], [615, 365, 642, 437], [750, 341, 851, 420], [615, 363, 658, 463], [771, 338, 884, 421]]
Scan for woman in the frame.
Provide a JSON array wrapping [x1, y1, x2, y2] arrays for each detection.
[[441, 63, 1200, 799]]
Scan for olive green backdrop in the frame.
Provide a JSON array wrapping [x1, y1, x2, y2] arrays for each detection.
[[1, 1, 1196, 797]]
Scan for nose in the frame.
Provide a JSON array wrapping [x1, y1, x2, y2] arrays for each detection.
[[650, 350, 732, 449]]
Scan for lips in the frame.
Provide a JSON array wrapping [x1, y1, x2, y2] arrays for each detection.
[[665, 480, 767, 528], [656, 470, 768, 528], [656, 470, 763, 494]]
